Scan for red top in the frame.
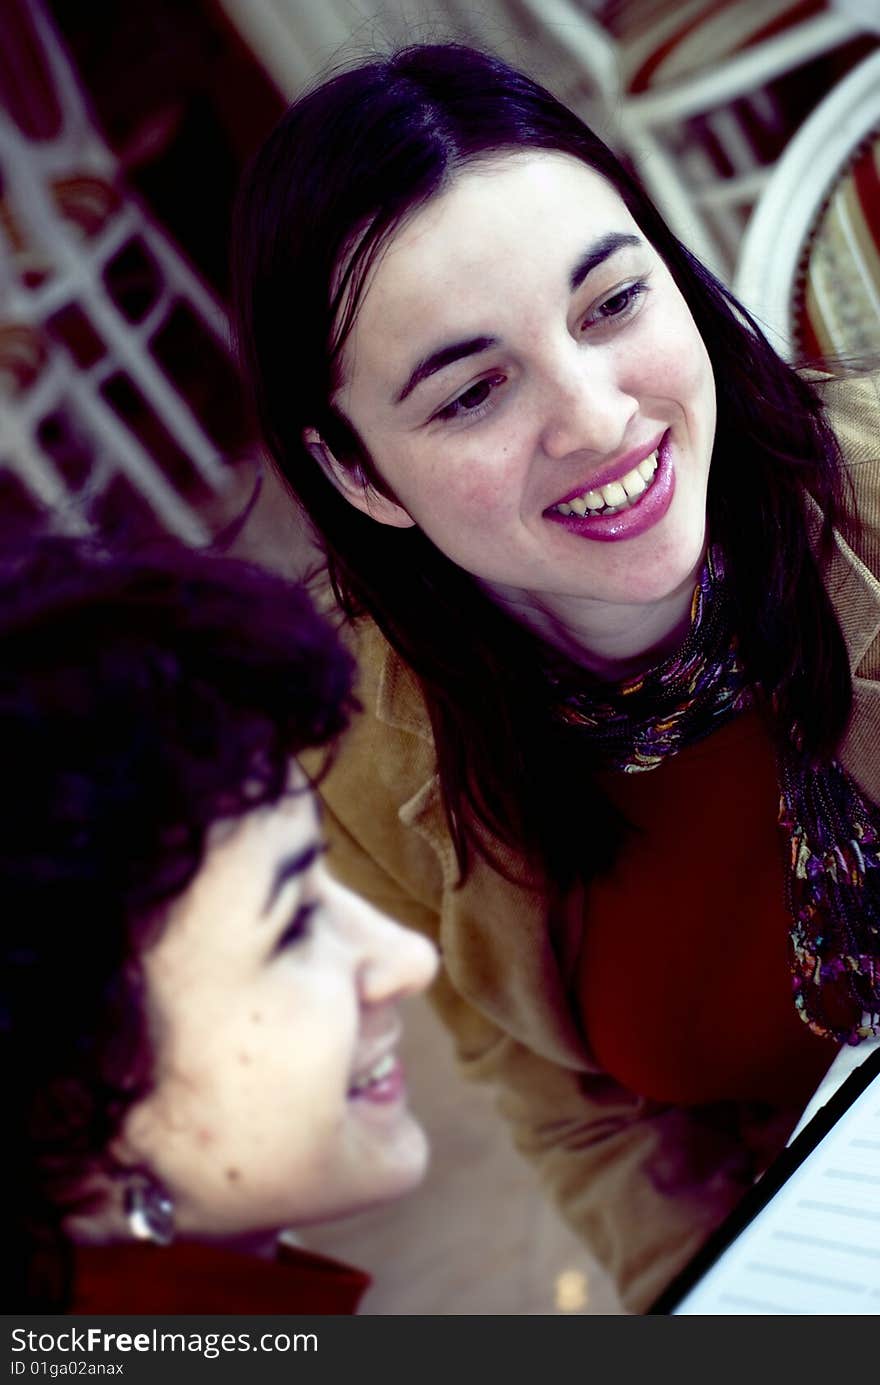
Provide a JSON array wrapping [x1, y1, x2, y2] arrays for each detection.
[[578, 708, 838, 1109], [70, 1239, 370, 1315]]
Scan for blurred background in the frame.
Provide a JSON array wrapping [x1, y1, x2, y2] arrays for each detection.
[[3, 0, 878, 1314]]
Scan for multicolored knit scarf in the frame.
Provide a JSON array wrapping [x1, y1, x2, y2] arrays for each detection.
[[548, 546, 880, 1046]]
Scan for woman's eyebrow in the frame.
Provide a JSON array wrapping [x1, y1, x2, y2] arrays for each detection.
[[395, 335, 497, 404], [262, 841, 326, 915], [393, 232, 643, 405], [569, 232, 643, 291]]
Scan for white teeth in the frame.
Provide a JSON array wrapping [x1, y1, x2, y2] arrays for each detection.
[[349, 1052, 395, 1094], [600, 480, 626, 506], [622, 471, 647, 499], [553, 449, 659, 518]]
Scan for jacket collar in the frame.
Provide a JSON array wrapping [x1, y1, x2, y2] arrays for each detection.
[[369, 622, 435, 743], [804, 491, 880, 674]]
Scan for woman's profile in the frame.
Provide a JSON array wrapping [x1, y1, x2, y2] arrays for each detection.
[[4, 536, 436, 1312], [232, 43, 880, 1312]]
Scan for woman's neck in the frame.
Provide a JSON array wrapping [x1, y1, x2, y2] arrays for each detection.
[[487, 570, 700, 682]]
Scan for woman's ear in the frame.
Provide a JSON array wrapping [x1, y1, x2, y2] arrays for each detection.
[[303, 428, 415, 529]]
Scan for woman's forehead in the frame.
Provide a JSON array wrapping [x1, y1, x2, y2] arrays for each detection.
[[386, 151, 629, 259], [338, 153, 643, 382], [336, 151, 634, 308]]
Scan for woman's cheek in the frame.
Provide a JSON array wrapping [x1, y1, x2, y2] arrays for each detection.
[[421, 448, 509, 518]]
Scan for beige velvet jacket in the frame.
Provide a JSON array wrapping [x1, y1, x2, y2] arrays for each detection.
[[314, 371, 880, 1313]]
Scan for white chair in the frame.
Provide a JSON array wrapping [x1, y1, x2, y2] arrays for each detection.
[[733, 47, 880, 360], [0, 0, 244, 543], [515, 0, 874, 279], [219, 1, 877, 282]]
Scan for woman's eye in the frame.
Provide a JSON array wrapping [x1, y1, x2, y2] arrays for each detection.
[[457, 380, 492, 411], [590, 281, 647, 324], [275, 900, 318, 951], [435, 373, 505, 422]]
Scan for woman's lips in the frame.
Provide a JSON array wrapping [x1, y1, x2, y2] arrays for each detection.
[[545, 432, 674, 543], [348, 1055, 406, 1105], [551, 431, 666, 507]]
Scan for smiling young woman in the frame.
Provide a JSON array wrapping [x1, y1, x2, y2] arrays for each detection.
[[323, 151, 717, 671], [232, 44, 880, 1313]]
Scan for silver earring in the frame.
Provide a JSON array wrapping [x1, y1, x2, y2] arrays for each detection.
[[124, 1172, 175, 1246]]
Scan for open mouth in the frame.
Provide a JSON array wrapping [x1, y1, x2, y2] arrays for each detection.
[[348, 1052, 399, 1098], [551, 448, 659, 518]]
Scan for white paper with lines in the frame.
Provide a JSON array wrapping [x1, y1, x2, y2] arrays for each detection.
[[671, 1062, 880, 1314]]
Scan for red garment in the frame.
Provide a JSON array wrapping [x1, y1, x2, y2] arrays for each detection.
[[70, 1238, 370, 1314], [578, 708, 839, 1109]]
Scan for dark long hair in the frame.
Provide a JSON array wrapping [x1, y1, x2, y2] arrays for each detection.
[[2, 536, 355, 1309], [232, 42, 852, 888]]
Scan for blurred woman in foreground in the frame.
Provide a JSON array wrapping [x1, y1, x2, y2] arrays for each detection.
[[3, 537, 436, 1312]]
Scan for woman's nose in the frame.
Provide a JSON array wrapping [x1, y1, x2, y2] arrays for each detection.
[[333, 879, 439, 1004], [538, 349, 637, 462]]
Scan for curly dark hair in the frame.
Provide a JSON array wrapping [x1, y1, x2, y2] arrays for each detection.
[[1, 536, 355, 1309]]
